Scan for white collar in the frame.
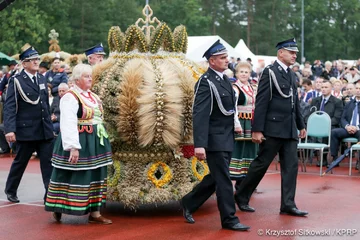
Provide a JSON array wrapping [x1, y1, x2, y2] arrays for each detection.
[[276, 59, 290, 72], [74, 85, 90, 94], [24, 70, 36, 80], [210, 67, 224, 79], [322, 95, 330, 101]]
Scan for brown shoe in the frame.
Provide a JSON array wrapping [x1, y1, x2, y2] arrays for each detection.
[[52, 212, 62, 222], [88, 215, 112, 224]]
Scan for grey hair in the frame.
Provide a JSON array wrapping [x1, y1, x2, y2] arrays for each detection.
[[72, 63, 92, 81], [58, 82, 69, 90]]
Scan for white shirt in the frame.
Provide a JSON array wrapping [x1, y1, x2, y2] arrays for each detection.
[[60, 85, 98, 151], [276, 59, 289, 73], [210, 67, 224, 79], [24, 70, 36, 83]]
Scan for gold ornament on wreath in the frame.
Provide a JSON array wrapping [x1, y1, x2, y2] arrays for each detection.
[[191, 157, 209, 181], [147, 161, 173, 188]]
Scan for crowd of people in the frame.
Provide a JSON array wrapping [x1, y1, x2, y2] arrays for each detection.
[[0, 37, 359, 231], [0, 43, 113, 224]]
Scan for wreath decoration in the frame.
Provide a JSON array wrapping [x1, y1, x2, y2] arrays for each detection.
[[124, 25, 148, 52], [147, 161, 173, 188], [191, 157, 209, 181], [108, 160, 122, 188]]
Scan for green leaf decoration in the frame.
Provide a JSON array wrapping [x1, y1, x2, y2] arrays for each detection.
[[124, 25, 148, 53], [173, 25, 188, 53], [149, 23, 175, 54], [108, 26, 125, 52]]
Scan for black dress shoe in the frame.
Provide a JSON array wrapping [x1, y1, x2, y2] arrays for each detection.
[[280, 208, 308, 216], [6, 193, 19, 203], [180, 200, 195, 224], [239, 204, 255, 212], [52, 212, 62, 222], [223, 223, 250, 231]]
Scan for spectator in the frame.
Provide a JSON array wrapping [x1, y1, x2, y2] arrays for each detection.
[[228, 56, 236, 73], [311, 60, 324, 77], [0, 60, 17, 98], [291, 62, 302, 83], [308, 80, 343, 166], [51, 83, 69, 135], [344, 67, 360, 84], [335, 62, 345, 79], [312, 77, 323, 98], [67, 76, 75, 88], [331, 78, 343, 99], [302, 67, 314, 81], [39, 62, 50, 76], [302, 79, 314, 103], [330, 82, 360, 166], [320, 61, 334, 80], [45, 56, 68, 97]]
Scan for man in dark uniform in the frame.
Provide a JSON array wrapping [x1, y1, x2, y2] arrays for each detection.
[[181, 40, 250, 231], [84, 43, 106, 66], [4, 45, 54, 203], [235, 38, 308, 216]]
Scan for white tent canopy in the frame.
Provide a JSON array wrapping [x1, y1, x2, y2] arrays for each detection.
[[186, 36, 240, 62], [234, 39, 256, 61]]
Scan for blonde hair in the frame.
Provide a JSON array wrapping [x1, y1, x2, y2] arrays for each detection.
[[325, 61, 332, 68], [235, 61, 252, 73], [331, 78, 342, 86], [72, 63, 92, 81]]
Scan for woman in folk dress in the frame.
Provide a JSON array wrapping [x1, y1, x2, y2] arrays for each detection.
[[45, 64, 113, 224], [229, 62, 259, 191]]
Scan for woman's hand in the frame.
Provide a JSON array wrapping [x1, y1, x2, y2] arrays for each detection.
[[68, 149, 79, 164]]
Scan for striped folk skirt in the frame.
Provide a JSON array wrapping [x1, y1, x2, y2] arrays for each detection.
[[230, 119, 258, 180], [45, 125, 112, 215]]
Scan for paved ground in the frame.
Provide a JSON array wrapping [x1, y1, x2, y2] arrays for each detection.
[[0, 153, 359, 240]]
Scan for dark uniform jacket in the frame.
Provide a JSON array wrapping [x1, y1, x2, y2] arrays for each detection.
[[4, 70, 53, 141], [193, 68, 236, 152], [252, 61, 305, 140], [45, 70, 68, 96], [308, 95, 343, 128], [340, 99, 360, 129]]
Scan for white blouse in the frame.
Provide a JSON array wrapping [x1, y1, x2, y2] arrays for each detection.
[[60, 85, 99, 151]]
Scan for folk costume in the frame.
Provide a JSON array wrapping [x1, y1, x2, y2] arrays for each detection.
[[230, 81, 258, 181], [45, 85, 113, 215]]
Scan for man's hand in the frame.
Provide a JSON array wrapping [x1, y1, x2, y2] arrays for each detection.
[[252, 131, 265, 144], [299, 129, 306, 138], [51, 114, 57, 122], [5, 132, 16, 143], [346, 125, 357, 134], [235, 126, 243, 135], [194, 147, 206, 160]]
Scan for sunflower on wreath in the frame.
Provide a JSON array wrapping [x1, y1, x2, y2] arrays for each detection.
[[146, 161, 173, 188], [190, 156, 209, 181]]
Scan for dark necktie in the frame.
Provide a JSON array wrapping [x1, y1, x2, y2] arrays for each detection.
[[287, 68, 292, 79], [320, 98, 326, 111], [351, 102, 358, 126], [32, 76, 37, 86]]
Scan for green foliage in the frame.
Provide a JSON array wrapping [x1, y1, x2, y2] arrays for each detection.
[[2, 0, 360, 61]]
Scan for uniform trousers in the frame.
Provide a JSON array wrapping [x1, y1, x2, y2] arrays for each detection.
[[182, 151, 239, 227], [5, 139, 53, 199], [235, 137, 298, 211]]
